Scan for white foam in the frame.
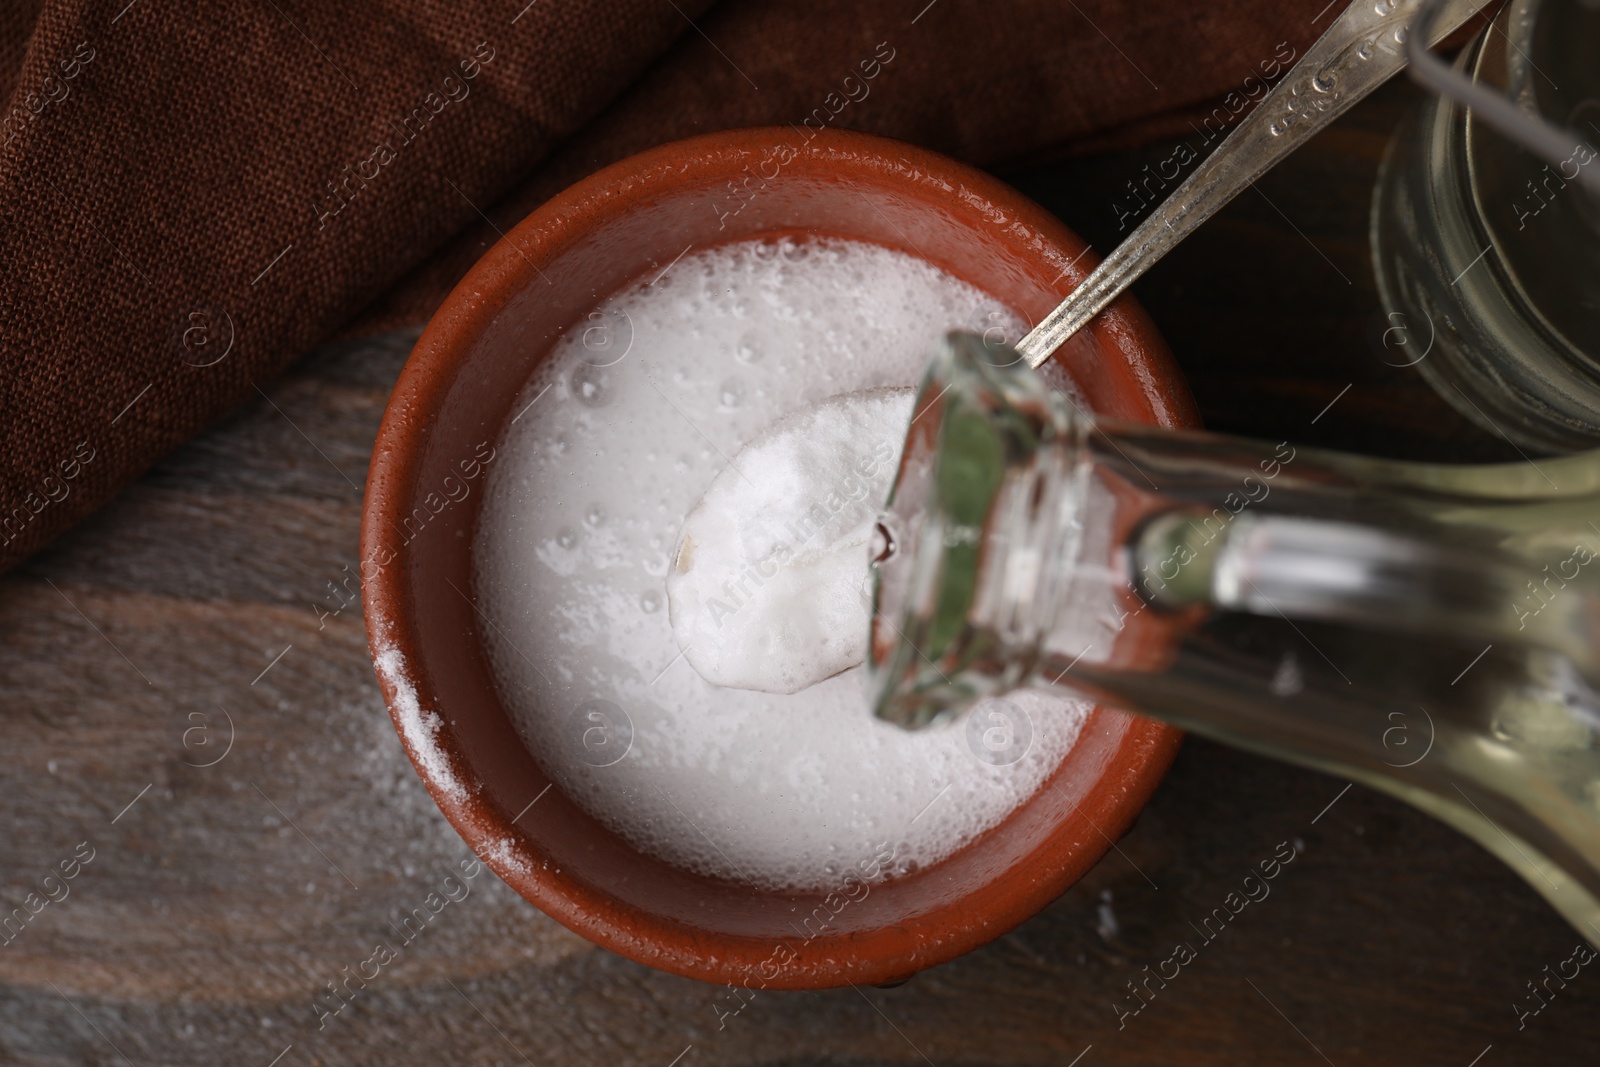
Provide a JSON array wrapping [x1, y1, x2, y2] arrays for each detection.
[[475, 236, 1094, 891], [667, 387, 914, 694]]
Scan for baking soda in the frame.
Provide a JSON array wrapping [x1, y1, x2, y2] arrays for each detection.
[[475, 236, 1093, 890], [667, 387, 914, 694]]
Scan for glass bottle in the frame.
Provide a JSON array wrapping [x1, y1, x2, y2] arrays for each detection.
[[868, 332, 1600, 938]]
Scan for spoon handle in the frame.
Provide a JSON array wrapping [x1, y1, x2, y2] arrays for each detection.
[[1017, 0, 1488, 368]]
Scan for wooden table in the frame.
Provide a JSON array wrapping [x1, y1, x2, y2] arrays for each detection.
[[4, 79, 1593, 1066]]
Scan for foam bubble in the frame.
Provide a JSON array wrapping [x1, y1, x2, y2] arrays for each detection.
[[476, 236, 1093, 891]]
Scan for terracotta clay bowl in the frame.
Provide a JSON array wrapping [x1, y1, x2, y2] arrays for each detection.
[[361, 126, 1198, 989]]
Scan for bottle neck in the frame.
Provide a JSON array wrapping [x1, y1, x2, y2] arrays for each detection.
[[869, 332, 1600, 939], [1036, 416, 1600, 681]]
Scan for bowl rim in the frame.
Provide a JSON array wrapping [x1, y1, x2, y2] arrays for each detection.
[[361, 125, 1195, 987]]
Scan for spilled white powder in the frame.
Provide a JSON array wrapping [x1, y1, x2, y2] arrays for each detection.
[[667, 387, 914, 694], [475, 236, 1094, 891], [374, 640, 467, 804]]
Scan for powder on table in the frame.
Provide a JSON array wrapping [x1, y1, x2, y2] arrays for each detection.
[[475, 235, 1093, 891]]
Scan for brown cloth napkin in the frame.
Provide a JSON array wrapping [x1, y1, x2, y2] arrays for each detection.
[[0, 0, 1324, 572]]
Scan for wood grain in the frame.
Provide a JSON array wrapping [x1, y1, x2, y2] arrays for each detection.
[[1, 80, 1594, 1065]]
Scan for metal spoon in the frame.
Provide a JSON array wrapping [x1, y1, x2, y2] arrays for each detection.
[[1016, 0, 1489, 368]]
